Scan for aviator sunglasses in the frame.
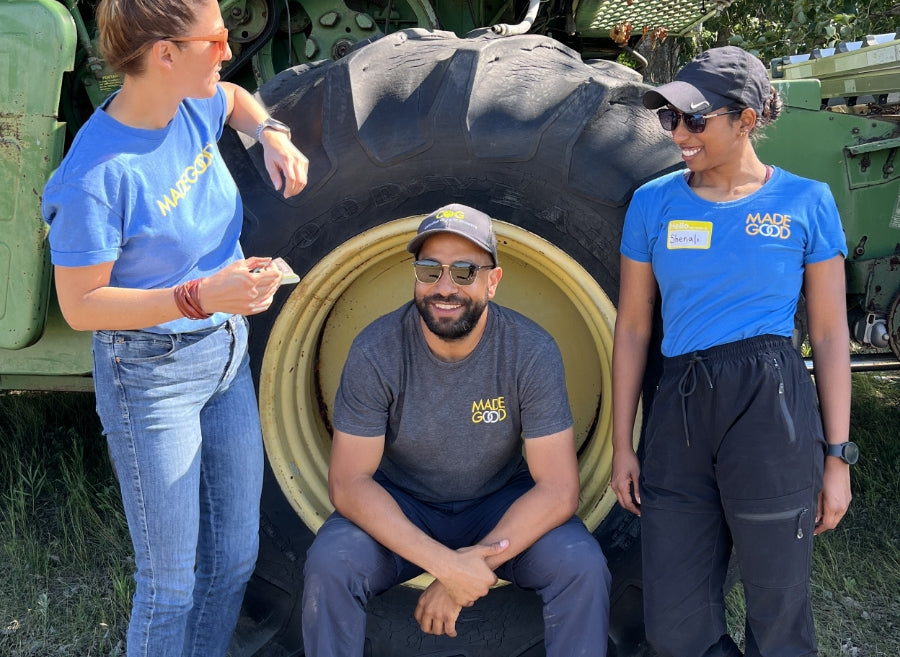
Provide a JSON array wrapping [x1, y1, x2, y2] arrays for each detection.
[[165, 27, 230, 55], [657, 107, 742, 134], [413, 259, 494, 286]]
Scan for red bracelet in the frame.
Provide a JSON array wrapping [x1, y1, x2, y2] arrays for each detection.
[[173, 279, 211, 320]]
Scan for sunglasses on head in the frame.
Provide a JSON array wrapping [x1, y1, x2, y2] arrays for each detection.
[[657, 108, 742, 134], [165, 27, 229, 55], [413, 259, 494, 286]]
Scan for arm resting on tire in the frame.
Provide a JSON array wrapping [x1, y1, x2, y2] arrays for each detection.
[[219, 81, 308, 198]]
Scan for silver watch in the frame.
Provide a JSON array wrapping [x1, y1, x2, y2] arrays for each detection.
[[256, 117, 291, 141]]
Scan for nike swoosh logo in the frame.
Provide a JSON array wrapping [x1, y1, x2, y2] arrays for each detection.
[[690, 100, 709, 110]]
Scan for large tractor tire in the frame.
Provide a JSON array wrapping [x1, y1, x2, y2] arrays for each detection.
[[222, 28, 681, 657]]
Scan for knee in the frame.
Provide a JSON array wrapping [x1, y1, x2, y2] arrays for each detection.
[[558, 536, 611, 593], [303, 521, 377, 593], [199, 526, 259, 588], [134, 564, 195, 615], [304, 535, 347, 585], [528, 526, 611, 595]]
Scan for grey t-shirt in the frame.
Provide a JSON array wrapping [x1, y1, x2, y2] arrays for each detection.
[[333, 301, 574, 503]]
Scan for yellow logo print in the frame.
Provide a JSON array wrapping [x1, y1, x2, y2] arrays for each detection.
[[436, 209, 466, 220], [745, 212, 791, 239], [156, 142, 216, 216], [472, 397, 507, 424]]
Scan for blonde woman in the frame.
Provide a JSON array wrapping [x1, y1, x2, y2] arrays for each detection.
[[41, 1, 307, 654]]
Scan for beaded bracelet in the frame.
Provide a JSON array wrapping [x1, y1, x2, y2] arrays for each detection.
[[173, 279, 211, 320]]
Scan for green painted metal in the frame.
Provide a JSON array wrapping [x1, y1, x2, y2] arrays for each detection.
[[0, 296, 93, 388], [0, 374, 93, 392], [772, 36, 900, 100], [577, 0, 721, 37], [758, 79, 900, 297], [759, 45, 900, 352], [0, 0, 75, 350], [251, 0, 442, 76]]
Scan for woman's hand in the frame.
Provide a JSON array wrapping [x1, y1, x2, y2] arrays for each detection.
[[611, 448, 642, 516], [815, 458, 852, 534], [200, 257, 282, 316], [260, 130, 308, 198]]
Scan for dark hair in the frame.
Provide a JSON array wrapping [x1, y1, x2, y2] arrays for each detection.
[[96, 0, 205, 75], [725, 87, 783, 143], [758, 87, 784, 127]]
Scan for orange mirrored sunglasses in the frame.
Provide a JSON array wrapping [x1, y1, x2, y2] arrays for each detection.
[[165, 27, 229, 54]]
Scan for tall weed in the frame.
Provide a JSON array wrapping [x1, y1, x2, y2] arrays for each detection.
[[0, 391, 132, 656]]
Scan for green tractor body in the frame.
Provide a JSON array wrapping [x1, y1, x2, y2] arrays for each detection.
[[759, 39, 900, 362]]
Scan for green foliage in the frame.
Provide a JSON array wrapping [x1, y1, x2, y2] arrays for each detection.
[[693, 1, 900, 62], [0, 392, 132, 656]]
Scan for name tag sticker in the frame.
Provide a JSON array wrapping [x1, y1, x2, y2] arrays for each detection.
[[667, 220, 712, 249]]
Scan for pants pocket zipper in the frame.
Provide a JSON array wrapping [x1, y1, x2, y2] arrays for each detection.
[[734, 506, 810, 539], [772, 358, 797, 443]]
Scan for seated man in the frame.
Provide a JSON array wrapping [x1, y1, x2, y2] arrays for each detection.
[[302, 203, 611, 656]]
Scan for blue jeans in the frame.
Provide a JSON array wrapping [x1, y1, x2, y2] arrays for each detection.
[[93, 314, 263, 657], [303, 469, 611, 656]]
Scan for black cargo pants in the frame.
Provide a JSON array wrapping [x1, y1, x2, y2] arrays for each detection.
[[639, 335, 825, 657]]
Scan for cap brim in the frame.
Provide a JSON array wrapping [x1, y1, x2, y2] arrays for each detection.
[[406, 229, 496, 265], [642, 80, 729, 113]]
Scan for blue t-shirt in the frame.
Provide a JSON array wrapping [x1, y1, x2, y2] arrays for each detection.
[[333, 302, 574, 504], [42, 86, 242, 334], [621, 167, 847, 357]]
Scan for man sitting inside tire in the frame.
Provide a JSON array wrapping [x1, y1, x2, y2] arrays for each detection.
[[301, 203, 611, 656]]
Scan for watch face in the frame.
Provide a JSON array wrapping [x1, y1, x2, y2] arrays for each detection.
[[843, 442, 860, 465]]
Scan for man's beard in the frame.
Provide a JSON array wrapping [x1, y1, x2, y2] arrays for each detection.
[[415, 293, 487, 340]]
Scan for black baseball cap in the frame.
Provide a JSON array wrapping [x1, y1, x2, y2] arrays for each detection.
[[407, 204, 499, 266], [643, 46, 770, 114]]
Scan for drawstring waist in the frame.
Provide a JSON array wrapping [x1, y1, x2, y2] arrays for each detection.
[[664, 334, 793, 446], [677, 355, 713, 446]]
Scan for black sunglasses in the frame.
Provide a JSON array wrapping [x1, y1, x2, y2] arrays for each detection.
[[657, 108, 742, 134], [413, 259, 494, 286]]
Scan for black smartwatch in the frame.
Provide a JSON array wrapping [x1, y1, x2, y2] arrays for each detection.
[[256, 117, 291, 141], [826, 441, 859, 465]]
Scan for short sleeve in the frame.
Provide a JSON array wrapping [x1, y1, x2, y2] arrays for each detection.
[[332, 342, 392, 438], [210, 85, 228, 140], [44, 184, 123, 267], [620, 186, 653, 263], [518, 335, 574, 439], [804, 184, 848, 264]]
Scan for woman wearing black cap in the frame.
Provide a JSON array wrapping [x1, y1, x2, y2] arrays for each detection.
[[610, 46, 852, 656]]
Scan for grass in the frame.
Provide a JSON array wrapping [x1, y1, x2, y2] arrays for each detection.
[[1, 373, 898, 656], [0, 392, 132, 656]]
